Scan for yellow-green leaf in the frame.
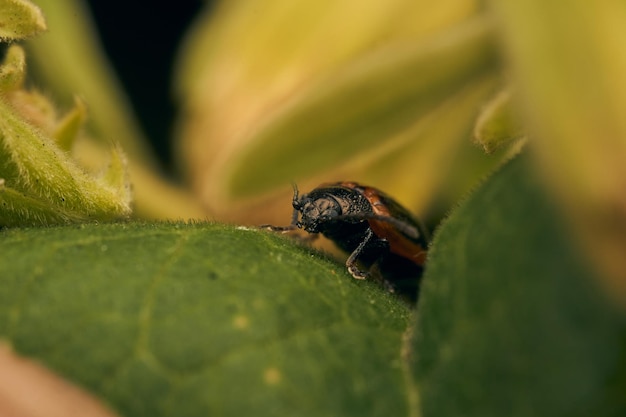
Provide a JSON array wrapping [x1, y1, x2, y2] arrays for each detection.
[[491, 0, 626, 307], [0, 44, 26, 91], [0, 0, 46, 41], [226, 17, 498, 198], [473, 88, 525, 153], [101, 143, 130, 202], [0, 99, 131, 226], [53, 96, 87, 152], [0, 183, 85, 225], [25, 0, 208, 221], [175, 3, 503, 224]]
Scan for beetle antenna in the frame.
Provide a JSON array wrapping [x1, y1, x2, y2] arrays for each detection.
[[291, 182, 299, 204]]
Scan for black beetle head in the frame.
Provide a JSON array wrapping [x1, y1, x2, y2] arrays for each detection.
[[293, 195, 341, 233]]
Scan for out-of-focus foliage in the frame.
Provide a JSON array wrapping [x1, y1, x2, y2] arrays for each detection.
[[26, 0, 206, 220], [0, 6, 131, 226], [413, 154, 626, 417], [0, 0, 46, 40], [174, 0, 504, 225], [491, 0, 626, 307], [1, 0, 626, 415], [8, 0, 626, 303], [473, 88, 525, 153]]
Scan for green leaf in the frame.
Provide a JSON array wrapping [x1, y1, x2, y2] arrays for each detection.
[[226, 15, 499, 198], [0, 222, 412, 417], [53, 96, 87, 152], [412, 154, 626, 417], [24, 0, 207, 221], [489, 0, 626, 306], [0, 0, 46, 41], [174, 4, 503, 219], [0, 44, 27, 91], [0, 99, 131, 226], [472, 88, 525, 153], [25, 0, 156, 167]]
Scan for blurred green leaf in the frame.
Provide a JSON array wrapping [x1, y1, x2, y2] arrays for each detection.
[[490, 0, 626, 305], [412, 154, 626, 417], [0, 0, 46, 41], [473, 88, 525, 153], [24, 0, 208, 221], [53, 96, 87, 152], [24, 0, 153, 166], [174, 1, 505, 223], [227, 16, 499, 198], [0, 45, 27, 91], [0, 222, 412, 417]]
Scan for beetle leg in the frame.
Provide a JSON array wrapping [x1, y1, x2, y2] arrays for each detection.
[[259, 221, 318, 243], [258, 224, 296, 232], [259, 208, 300, 232], [346, 228, 374, 280]]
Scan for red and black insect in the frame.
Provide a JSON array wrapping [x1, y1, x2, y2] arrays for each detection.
[[266, 181, 429, 301]]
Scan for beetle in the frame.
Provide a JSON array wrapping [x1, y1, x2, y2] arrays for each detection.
[[265, 181, 429, 301]]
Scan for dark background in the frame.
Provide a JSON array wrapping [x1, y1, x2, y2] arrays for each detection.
[[85, 1, 210, 170]]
